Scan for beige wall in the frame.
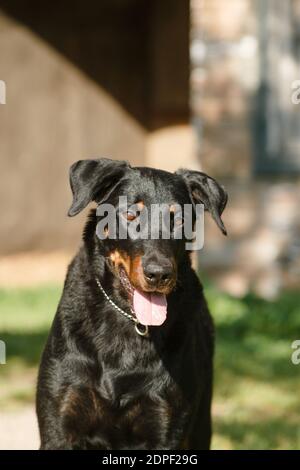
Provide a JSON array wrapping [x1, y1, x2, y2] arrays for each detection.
[[0, 11, 146, 253]]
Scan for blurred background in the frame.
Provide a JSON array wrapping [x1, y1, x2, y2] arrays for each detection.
[[0, 0, 300, 449]]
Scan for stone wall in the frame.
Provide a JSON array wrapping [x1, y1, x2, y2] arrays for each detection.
[[191, 0, 300, 296]]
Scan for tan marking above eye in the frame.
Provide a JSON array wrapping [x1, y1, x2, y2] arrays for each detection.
[[170, 203, 183, 214], [136, 201, 144, 210]]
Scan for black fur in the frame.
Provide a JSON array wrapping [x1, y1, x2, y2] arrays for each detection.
[[36, 159, 227, 450]]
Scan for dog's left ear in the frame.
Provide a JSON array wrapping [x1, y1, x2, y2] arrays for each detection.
[[175, 169, 228, 235], [68, 158, 130, 216]]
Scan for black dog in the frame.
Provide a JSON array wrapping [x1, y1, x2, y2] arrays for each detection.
[[36, 158, 227, 450]]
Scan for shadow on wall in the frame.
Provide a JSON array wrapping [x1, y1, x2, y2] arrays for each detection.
[[0, 0, 189, 130]]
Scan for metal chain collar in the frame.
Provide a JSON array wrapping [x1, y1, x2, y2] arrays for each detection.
[[95, 277, 149, 337]]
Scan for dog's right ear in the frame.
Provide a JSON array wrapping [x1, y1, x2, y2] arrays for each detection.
[[68, 158, 130, 217]]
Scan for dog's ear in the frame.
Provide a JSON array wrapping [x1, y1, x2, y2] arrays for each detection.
[[175, 169, 228, 235], [68, 158, 130, 217]]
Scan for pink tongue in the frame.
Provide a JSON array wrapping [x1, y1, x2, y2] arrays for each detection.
[[133, 290, 167, 326]]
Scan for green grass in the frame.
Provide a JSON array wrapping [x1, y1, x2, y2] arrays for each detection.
[[0, 282, 300, 448], [205, 284, 300, 449], [0, 285, 62, 409]]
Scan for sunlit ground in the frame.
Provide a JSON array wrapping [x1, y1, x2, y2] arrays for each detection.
[[0, 282, 300, 449]]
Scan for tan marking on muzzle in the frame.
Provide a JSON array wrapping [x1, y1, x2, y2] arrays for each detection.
[[109, 250, 143, 287], [109, 250, 177, 294]]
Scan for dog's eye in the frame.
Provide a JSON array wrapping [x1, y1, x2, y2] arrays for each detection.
[[124, 211, 137, 222], [174, 216, 184, 227]]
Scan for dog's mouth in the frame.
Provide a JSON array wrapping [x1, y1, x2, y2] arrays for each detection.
[[119, 267, 168, 326]]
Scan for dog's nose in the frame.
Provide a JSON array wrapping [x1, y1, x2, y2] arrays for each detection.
[[143, 263, 173, 286]]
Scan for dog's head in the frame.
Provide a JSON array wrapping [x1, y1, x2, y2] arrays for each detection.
[[68, 158, 227, 325]]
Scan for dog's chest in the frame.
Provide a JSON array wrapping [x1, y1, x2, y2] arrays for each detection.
[[99, 362, 189, 446], [62, 352, 194, 449]]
